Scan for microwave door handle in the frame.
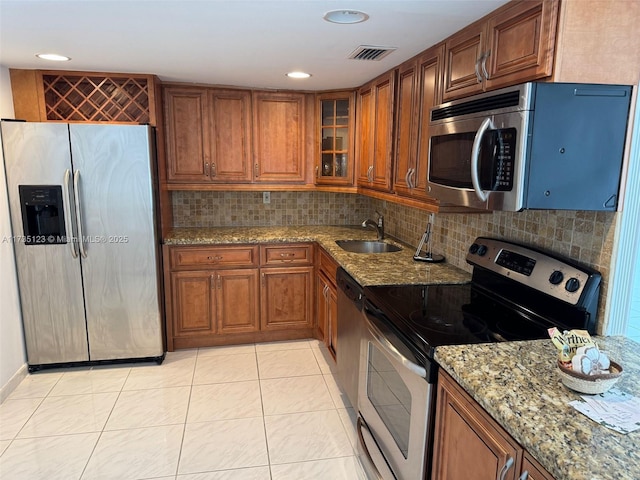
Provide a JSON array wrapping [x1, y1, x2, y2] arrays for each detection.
[[471, 117, 495, 202]]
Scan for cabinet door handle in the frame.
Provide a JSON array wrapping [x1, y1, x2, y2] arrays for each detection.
[[217, 274, 222, 289], [404, 169, 411, 187], [315, 165, 319, 178], [474, 57, 483, 83], [254, 163, 259, 178], [409, 168, 416, 189], [211, 162, 217, 177], [261, 272, 265, 287], [481, 50, 491, 80], [367, 165, 373, 182], [499, 457, 514, 480], [204, 162, 210, 177], [519, 471, 529, 480], [210, 274, 215, 289], [279, 252, 295, 262]]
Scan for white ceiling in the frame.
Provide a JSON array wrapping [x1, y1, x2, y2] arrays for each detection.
[[0, 0, 509, 91]]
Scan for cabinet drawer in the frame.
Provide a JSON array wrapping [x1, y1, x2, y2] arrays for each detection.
[[317, 247, 339, 284], [260, 243, 313, 266], [170, 245, 258, 269]]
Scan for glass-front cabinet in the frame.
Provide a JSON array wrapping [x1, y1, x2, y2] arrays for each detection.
[[316, 92, 355, 186]]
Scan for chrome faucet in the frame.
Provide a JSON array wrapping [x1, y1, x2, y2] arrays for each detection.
[[362, 211, 384, 240]]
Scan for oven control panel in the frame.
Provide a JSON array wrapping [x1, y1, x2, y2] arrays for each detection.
[[466, 237, 599, 306]]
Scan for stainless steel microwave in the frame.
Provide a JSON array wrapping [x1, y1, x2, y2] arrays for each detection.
[[427, 82, 632, 211]]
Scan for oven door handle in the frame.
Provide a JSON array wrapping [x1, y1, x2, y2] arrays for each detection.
[[364, 306, 427, 378], [471, 117, 494, 202]]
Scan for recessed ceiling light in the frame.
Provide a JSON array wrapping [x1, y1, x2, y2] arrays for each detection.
[[36, 53, 71, 62], [286, 71, 312, 79], [323, 10, 369, 24]]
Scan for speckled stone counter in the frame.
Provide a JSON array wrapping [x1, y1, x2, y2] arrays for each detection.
[[164, 226, 471, 286], [435, 337, 640, 480]]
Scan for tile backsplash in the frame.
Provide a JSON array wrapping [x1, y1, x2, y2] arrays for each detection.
[[370, 199, 616, 334], [172, 191, 371, 227], [172, 191, 616, 333]]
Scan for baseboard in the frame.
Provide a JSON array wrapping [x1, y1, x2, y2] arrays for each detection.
[[0, 363, 28, 404]]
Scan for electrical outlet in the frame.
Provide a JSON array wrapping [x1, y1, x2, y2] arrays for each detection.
[[263, 192, 271, 204]]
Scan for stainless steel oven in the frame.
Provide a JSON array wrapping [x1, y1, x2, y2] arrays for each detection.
[[357, 300, 437, 480], [357, 237, 603, 480]]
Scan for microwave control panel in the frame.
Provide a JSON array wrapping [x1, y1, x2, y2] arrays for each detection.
[[484, 128, 516, 191]]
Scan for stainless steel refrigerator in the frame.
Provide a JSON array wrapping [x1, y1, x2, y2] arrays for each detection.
[[1, 121, 165, 371]]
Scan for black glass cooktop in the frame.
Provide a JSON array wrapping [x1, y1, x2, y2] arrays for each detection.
[[363, 282, 575, 358]]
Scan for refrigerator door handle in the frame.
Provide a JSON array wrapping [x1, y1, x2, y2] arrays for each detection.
[[73, 169, 88, 258], [63, 169, 78, 258]]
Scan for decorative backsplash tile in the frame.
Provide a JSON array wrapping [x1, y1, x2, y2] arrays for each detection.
[[172, 191, 372, 227], [369, 199, 617, 334], [172, 191, 616, 333]]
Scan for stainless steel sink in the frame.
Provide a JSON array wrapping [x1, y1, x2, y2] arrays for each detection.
[[335, 240, 402, 254]]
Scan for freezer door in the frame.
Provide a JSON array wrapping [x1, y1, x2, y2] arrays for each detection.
[[69, 124, 163, 360], [1, 121, 88, 365]]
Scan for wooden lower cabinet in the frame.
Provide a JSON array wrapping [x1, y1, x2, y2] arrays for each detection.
[[432, 370, 555, 480], [260, 266, 314, 331], [316, 247, 339, 359], [521, 453, 555, 480], [164, 243, 315, 350], [217, 269, 260, 334], [169, 268, 259, 341], [170, 270, 216, 337]]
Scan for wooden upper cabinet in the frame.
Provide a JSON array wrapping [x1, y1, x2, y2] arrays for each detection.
[[413, 46, 444, 199], [393, 44, 443, 201], [164, 87, 252, 183], [392, 60, 418, 196], [316, 92, 355, 186], [9, 69, 161, 124], [356, 70, 396, 192], [207, 89, 253, 183], [356, 85, 375, 186], [253, 91, 306, 183], [164, 87, 208, 182], [442, 0, 559, 101], [485, 0, 559, 91], [443, 23, 486, 100]]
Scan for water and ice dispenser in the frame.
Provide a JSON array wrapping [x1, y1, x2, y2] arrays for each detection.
[[18, 185, 67, 244]]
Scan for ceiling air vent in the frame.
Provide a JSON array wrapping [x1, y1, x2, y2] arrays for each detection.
[[348, 45, 397, 61]]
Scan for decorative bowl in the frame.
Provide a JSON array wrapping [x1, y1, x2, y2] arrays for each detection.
[[557, 360, 623, 395]]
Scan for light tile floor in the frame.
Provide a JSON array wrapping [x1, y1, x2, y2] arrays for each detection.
[[0, 339, 365, 480]]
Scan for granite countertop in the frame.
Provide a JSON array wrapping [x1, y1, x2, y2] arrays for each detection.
[[435, 336, 640, 480], [164, 226, 471, 286]]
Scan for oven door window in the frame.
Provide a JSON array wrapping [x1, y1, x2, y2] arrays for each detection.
[[366, 343, 412, 458]]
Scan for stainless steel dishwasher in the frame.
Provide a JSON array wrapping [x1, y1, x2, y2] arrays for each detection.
[[336, 267, 363, 409]]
